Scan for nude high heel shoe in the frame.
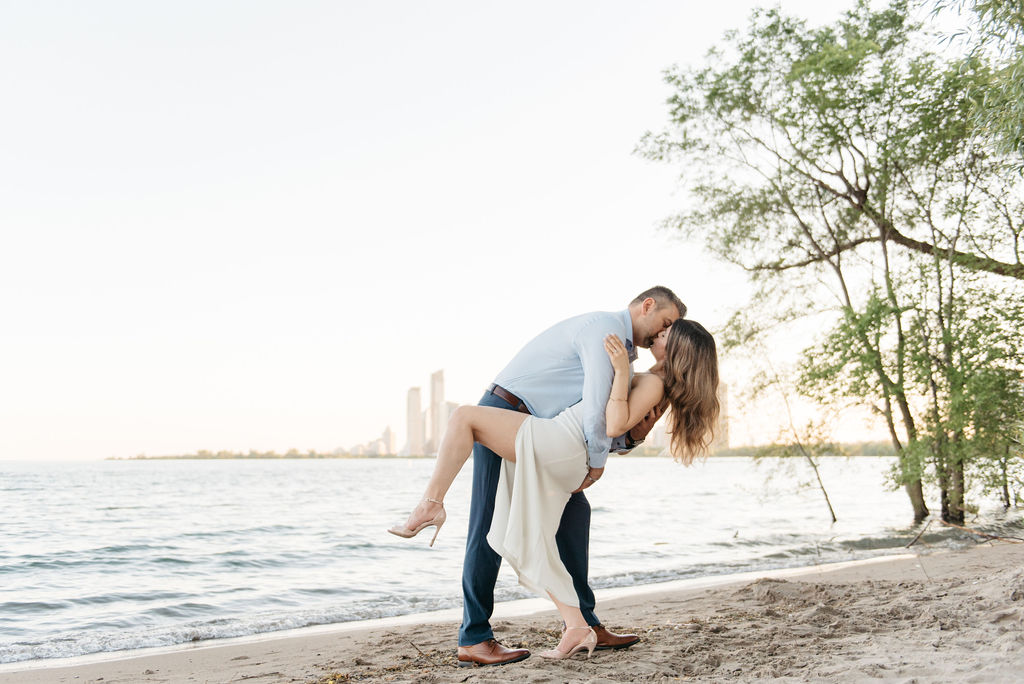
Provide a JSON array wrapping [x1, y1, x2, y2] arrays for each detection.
[[538, 626, 597, 660], [387, 498, 446, 547]]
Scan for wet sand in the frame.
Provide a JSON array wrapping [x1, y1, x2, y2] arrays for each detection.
[[2, 542, 1021, 683]]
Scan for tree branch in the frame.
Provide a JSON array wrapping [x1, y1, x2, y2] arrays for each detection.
[[748, 235, 879, 271], [879, 218, 1024, 279]]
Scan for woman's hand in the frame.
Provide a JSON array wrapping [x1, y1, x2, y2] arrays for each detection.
[[572, 466, 604, 493], [604, 334, 630, 373]]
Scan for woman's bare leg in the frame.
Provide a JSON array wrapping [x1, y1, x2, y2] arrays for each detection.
[[547, 593, 591, 653], [400, 405, 529, 530]]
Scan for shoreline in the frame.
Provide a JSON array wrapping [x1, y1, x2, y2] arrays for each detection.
[[0, 551, 918, 673], [3, 543, 1022, 682]]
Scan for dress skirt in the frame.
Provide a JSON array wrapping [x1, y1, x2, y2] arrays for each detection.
[[485, 402, 589, 606]]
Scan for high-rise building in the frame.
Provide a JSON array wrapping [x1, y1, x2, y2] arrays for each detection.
[[402, 370, 462, 456], [406, 387, 424, 456], [429, 370, 445, 454], [422, 408, 432, 453], [382, 426, 396, 455], [425, 401, 460, 454]]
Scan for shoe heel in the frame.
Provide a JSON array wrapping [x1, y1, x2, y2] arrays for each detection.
[[429, 520, 443, 547], [388, 499, 445, 545]]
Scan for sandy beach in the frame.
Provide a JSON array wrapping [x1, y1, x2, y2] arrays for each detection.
[[2, 542, 1022, 683]]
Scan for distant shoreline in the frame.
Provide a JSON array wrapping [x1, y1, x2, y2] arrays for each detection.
[[106, 453, 429, 461], [108, 442, 896, 461]]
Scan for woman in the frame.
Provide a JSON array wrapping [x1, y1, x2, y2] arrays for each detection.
[[388, 318, 720, 659]]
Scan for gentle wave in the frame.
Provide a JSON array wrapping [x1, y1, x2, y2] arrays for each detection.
[[1, 458, 1020, 665], [1, 596, 462, 663], [6, 541, 977, 663]]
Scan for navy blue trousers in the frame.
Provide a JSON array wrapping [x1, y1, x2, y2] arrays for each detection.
[[458, 391, 599, 646]]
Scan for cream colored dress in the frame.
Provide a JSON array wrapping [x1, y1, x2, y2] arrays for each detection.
[[485, 402, 590, 606]]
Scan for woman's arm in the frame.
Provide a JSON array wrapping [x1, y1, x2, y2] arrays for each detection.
[[603, 334, 665, 437], [606, 375, 664, 437]]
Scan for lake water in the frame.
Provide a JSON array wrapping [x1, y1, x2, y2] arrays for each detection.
[[1, 456, 1020, 664]]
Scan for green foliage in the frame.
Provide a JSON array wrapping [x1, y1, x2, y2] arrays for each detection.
[[643, 0, 1022, 280], [934, 0, 1024, 163], [711, 441, 896, 457], [644, 0, 1024, 520]]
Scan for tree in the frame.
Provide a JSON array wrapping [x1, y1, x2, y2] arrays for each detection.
[[935, 0, 1024, 163], [642, 0, 1024, 521]]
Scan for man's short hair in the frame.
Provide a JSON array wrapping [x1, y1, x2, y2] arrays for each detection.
[[632, 286, 686, 318]]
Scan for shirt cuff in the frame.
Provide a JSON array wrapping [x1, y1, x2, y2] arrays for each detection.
[[610, 433, 643, 453], [609, 435, 629, 451]]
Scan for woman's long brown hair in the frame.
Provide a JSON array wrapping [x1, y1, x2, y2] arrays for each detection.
[[661, 319, 720, 465]]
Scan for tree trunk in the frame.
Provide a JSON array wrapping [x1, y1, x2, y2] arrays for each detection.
[[948, 458, 966, 524], [935, 440, 951, 522], [904, 479, 929, 522], [891, 397, 929, 521], [938, 463, 952, 522], [888, 425, 929, 521], [1002, 451, 1011, 509]]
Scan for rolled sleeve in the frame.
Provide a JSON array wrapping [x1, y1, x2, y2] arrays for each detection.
[[573, 316, 622, 468], [609, 434, 631, 453]]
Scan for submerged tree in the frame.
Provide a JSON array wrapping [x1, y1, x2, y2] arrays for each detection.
[[642, 0, 1024, 521]]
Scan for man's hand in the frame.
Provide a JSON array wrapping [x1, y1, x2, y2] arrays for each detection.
[[629, 404, 663, 443], [572, 466, 605, 493]]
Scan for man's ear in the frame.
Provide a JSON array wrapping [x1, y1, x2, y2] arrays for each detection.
[[642, 297, 657, 315]]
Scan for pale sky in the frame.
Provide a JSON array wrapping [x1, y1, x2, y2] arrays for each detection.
[[1, 1, 860, 460]]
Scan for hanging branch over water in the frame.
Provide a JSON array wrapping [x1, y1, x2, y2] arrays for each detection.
[[905, 520, 933, 548], [761, 355, 838, 524]]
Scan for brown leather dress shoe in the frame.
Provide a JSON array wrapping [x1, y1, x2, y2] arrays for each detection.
[[456, 639, 530, 667], [592, 624, 640, 650]]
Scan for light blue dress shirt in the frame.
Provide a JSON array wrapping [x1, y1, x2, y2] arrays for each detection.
[[493, 309, 638, 469]]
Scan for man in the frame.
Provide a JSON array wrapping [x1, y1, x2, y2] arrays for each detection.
[[457, 286, 685, 666]]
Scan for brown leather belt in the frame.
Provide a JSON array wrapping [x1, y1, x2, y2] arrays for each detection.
[[488, 383, 532, 414]]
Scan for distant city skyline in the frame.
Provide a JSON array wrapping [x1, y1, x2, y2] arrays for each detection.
[[400, 369, 458, 456], [0, 1, 872, 461], [390, 372, 730, 457], [344, 426, 396, 457]]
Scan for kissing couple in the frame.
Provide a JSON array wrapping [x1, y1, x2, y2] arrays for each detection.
[[389, 286, 720, 665]]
